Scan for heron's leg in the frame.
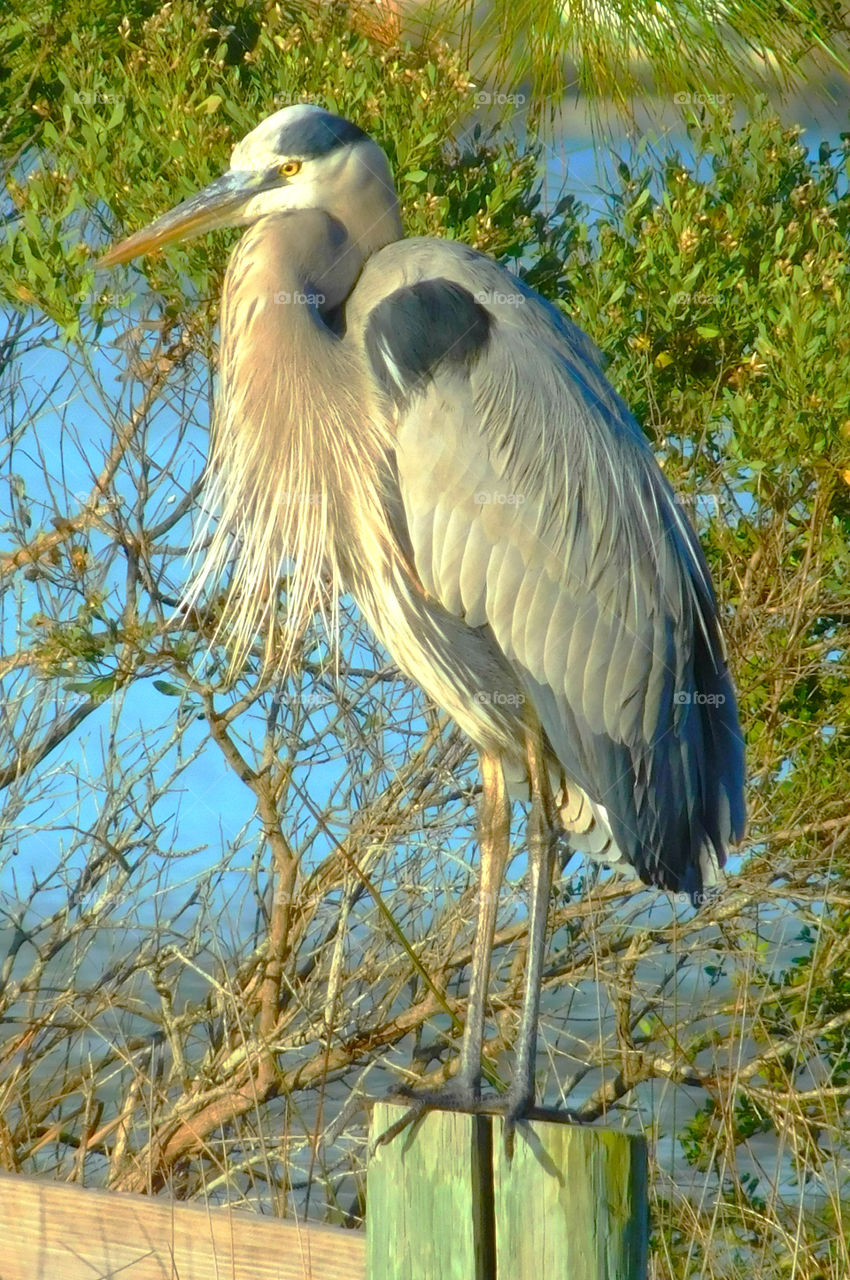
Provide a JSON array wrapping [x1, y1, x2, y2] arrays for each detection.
[[454, 749, 511, 1094], [384, 749, 510, 1122], [503, 722, 557, 1147]]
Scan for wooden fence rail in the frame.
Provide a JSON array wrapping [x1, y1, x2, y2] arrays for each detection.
[[0, 1171, 365, 1280]]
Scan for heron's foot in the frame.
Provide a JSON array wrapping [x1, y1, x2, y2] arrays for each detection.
[[369, 1101, 425, 1154], [498, 1089, 584, 1159], [501, 1088, 534, 1160], [371, 1081, 582, 1157], [370, 1078, 488, 1154], [393, 1077, 486, 1112]]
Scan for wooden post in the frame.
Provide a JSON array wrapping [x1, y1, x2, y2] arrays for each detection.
[[367, 1103, 495, 1279], [367, 1103, 648, 1280], [491, 1115, 648, 1280]]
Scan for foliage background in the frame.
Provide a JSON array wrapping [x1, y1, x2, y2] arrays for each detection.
[[1, 2, 849, 1276]]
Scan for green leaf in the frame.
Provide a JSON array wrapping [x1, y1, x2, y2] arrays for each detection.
[[153, 680, 184, 697]]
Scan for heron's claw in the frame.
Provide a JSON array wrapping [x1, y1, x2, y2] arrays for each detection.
[[500, 1089, 537, 1159], [371, 1079, 486, 1153], [369, 1101, 428, 1155]]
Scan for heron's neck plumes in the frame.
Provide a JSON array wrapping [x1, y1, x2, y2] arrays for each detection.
[[184, 210, 397, 676]]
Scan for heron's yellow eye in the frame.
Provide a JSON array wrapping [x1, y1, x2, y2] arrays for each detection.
[[279, 160, 302, 178]]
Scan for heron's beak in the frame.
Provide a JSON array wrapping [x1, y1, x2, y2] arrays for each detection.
[[100, 169, 278, 266]]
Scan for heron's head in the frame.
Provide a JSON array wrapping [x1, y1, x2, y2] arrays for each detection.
[[101, 105, 402, 266]]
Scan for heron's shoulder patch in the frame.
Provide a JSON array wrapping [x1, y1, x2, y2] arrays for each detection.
[[364, 278, 491, 403]]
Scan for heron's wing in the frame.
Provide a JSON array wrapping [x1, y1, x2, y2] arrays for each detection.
[[360, 243, 745, 898]]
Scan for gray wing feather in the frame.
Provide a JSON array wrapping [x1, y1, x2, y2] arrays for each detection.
[[458, 518, 491, 626], [356, 238, 745, 897]]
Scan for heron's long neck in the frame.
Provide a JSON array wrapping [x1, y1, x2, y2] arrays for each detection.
[[189, 210, 399, 672]]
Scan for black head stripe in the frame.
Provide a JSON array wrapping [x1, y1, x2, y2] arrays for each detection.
[[275, 112, 368, 159]]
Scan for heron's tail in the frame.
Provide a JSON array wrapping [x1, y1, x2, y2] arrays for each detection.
[[556, 782, 615, 860], [555, 777, 724, 905], [503, 764, 619, 859]]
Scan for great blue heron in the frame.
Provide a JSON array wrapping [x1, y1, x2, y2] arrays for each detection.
[[102, 104, 746, 1144]]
